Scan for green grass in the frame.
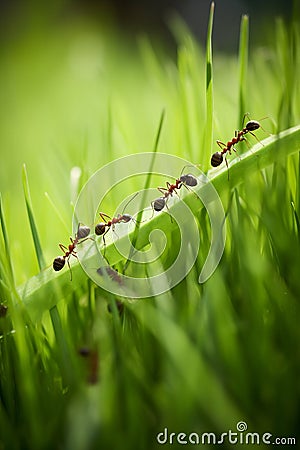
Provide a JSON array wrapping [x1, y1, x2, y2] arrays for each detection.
[[1, 4, 300, 450]]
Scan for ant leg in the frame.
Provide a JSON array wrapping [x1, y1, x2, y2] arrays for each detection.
[[165, 202, 174, 223], [101, 228, 110, 256], [224, 157, 230, 181], [66, 257, 73, 281], [150, 202, 156, 219], [242, 112, 251, 127], [59, 243, 68, 252], [131, 217, 142, 226], [249, 131, 264, 147], [231, 146, 240, 155], [242, 136, 251, 149], [216, 140, 227, 150], [158, 187, 168, 196], [78, 236, 94, 245], [111, 223, 120, 241], [232, 146, 242, 163], [99, 212, 111, 222], [172, 187, 181, 199], [181, 183, 200, 204]]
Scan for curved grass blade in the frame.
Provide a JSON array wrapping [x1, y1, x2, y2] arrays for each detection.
[[0, 193, 15, 284], [123, 109, 165, 272], [203, 2, 215, 157], [238, 15, 249, 125], [17, 125, 300, 321], [22, 164, 46, 271]]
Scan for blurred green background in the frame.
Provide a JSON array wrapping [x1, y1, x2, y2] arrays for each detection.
[[0, 0, 297, 283]]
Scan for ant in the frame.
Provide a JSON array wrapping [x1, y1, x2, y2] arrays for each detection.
[[53, 224, 90, 279], [151, 173, 198, 212], [95, 212, 134, 244], [97, 266, 123, 286], [211, 114, 264, 169], [78, 347, 99, 384], [94, 193, 140, 246]]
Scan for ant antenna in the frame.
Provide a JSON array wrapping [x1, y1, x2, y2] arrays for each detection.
[[120, 192, 139, 215], [179, 164, 202, 177]]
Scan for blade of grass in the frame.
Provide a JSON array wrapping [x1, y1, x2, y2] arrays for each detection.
[[238, 15, 249, 126], [44, 192, 69, 234], [23, 169, 65, 348], [0, 193, 15, 284], [22, 164, 46, 271], [203, 2, 215, 159], [49, 304, 74, 386], [291, 201, 300, 240], [276, 19, 295, 129], [131, 300, 242, 427], [123, 108, 165, 272], [17, 124, 300, 321]]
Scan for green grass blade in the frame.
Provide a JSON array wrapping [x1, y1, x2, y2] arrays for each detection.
[[44, 192, 69, 234], [17, 124, 300, 321], [22, 164, 46, 271], [203, 2, 215, 159], [238, 15, 249, 125], [123, 109, 165, 272], [131, 300, 242, 426], [291, 201, 300, 240], [0, 193, 15, 284]]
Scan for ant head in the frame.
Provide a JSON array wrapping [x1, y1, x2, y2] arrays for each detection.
[[180, 174, 198, 187], [95, 223, 106, 236], [246, 120, 260, 132], [211, 152, 223, 167], [53, 256, 65, 271], [153, 197, 166, 212], [77, 225, 90, 240]]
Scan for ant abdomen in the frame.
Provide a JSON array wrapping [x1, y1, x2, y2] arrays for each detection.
[[53, 256, 65, 271], [77, 225, 90, 240], [153, 197, 166, 212], [211, 152, 223, 167], [180, 174, 198, 187], [245, 120, 260, 132]]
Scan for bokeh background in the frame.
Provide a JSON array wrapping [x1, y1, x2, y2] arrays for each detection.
[[1, 0, 296, 48], [0, 0, 297, 283]]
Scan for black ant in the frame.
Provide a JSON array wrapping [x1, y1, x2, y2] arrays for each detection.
[[95, 212, 134, 243], [151, 173, 198, 212], [97, 266, 123, 286], [211, 114, 264, 168], [94, 193, 140, 246], [53, 224, 90, 279], [78, 347, 99, 384]]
